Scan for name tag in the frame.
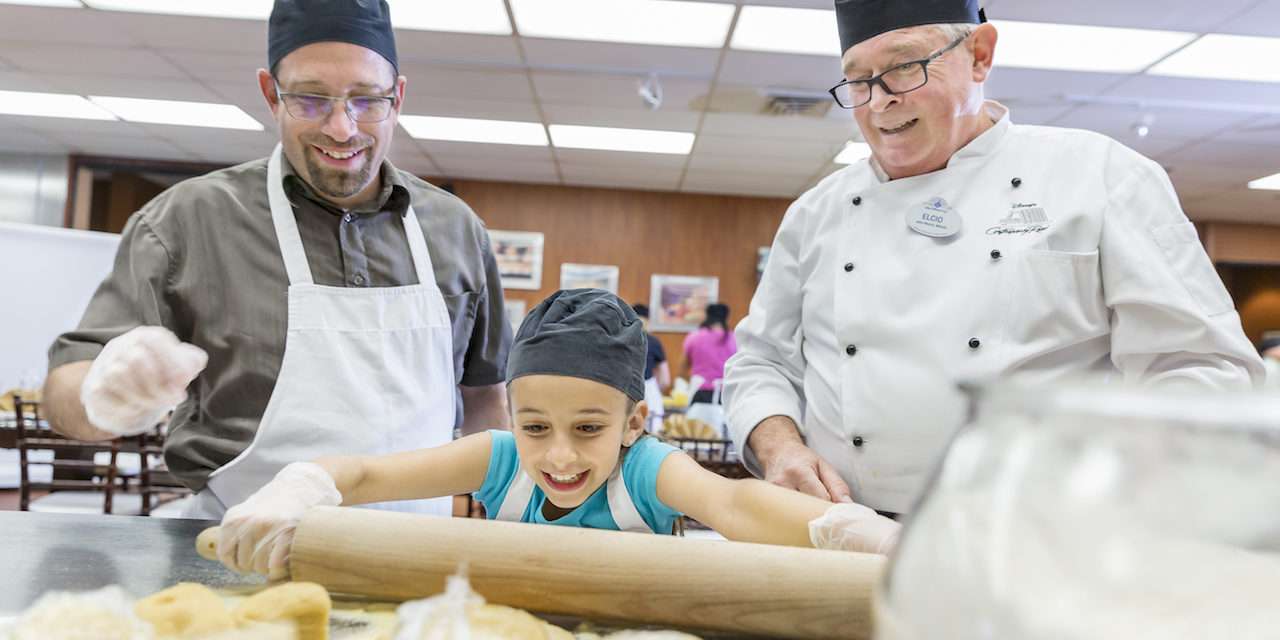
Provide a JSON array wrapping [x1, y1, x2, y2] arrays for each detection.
[[907, 197, 961, 238]]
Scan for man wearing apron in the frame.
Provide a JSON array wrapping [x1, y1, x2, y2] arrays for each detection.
[[724, 0, 1264, 516], [42, 0, 512, 518]]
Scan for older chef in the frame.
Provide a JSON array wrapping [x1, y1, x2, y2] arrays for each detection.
[[41, 0, 511, 518], [724, 0, 1264, 515]]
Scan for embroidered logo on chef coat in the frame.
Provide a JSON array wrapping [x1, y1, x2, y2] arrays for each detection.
[[986, 203, 1051, 235]]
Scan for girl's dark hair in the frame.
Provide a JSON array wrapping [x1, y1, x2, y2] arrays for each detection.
[[701, 303, 730, 341]]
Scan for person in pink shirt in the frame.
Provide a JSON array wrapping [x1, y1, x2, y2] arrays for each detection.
[[683, 303, 737, 404]]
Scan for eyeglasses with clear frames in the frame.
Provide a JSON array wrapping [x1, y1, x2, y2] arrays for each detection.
[[274, 86, 398, 123], [828, 34, 970, 110]]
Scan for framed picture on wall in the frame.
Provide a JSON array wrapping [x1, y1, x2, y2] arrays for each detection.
[[560, 263, 620, 293], [503, 297, 527, 333], [489, 230, 543, 290], [649, 274, 719, 333]]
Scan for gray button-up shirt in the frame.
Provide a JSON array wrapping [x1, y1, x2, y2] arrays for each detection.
[[48, 155, 511, 491]]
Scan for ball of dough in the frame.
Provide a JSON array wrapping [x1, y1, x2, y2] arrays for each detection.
[[134, 583, 235, 638]]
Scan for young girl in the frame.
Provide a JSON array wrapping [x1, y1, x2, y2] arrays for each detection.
[[217, 289, 898, 578]]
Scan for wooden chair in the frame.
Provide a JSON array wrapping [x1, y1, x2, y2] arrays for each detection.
[[130, 426, 192, 516], [13, 394, 125, 514]]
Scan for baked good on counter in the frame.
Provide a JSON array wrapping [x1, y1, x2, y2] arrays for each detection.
[[4, 586, 151, 640], [135, 583, 237, 637]]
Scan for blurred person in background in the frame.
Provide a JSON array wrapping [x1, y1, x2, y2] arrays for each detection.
[[683, 303, 737, 405]]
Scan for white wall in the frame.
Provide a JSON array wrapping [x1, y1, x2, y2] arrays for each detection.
[[0, 153, 69, 227]]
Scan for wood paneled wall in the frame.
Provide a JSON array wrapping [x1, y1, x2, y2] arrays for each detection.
[[446, 179, 791, 374]]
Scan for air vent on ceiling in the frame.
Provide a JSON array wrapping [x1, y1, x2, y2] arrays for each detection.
[[762, 91, 833, 118]]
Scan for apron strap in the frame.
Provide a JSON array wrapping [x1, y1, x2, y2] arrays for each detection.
[[400, 205, 435, 287], [607, 464, 654, 533], [266, 145, 314, 286], [494, 470, 536, 522]]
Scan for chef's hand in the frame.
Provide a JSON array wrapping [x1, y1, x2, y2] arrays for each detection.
[[809, 502, 902, 555], [217, 462, 342, 580], [750, 417, 852, 502], [80, 326, 207, 436]]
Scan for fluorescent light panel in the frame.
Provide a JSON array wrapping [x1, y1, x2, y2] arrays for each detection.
[[510, 0, 733, 48], [731, 6, 839, 57], [994, 20, 1195, 73], [1148, 34, 1280, 83], [549, 124, 694, 154], [399, 115, 548, 146], [83, 0, 269, 19], [1248, 172, 1280, 190], [389, 0, 511, 34], [88, 96, 263, 130], [834, 141, 872, 165], [0, 90, 117, 120], [0, 0, 83, 6]]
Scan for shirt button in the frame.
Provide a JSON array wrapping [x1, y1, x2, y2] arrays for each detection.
[[990, 249, 1002, 260], [852, 196, 862, 206], [845, 345, 858, 356], [844, 262, 855, 272], [1011, 177, 1023, 188], [343, 213, 354, 223], [852, 436, 864, 447], [969, 338, 981, 349], [352, 274, 366, 285]]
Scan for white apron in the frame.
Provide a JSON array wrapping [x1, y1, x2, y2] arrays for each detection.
[[493, 467, 653, 533], [643, 377, 664, 433], [184, 145, 456, 519]]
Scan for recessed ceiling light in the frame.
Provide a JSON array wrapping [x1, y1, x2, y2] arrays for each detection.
[[730, 5, 839, 57], [1248, 172, 1280, 190], [1148, 34, 1280, 83], [0, 90, 117, 120], [399, 115, 549, 146], [510, 0, 734, 48], [834, 141, 872, 165], [388, 0, 511, 34], [0, 1, 83, 7], [82, 0, 269, 20], [89, 96, 264, 130], [994, 20, 1195, 73], [549, 124, 695, 154]]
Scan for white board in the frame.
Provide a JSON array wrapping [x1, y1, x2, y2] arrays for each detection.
[[0, 222, 120, 390]]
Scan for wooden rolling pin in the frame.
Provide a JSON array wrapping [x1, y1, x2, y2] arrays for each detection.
[[198, 506, 884, 639]]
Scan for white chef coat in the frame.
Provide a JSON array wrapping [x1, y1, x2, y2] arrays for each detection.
[[724, 102, 1264, 514]]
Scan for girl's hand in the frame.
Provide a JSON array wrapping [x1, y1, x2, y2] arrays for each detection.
[[808, 502, 902, 555]]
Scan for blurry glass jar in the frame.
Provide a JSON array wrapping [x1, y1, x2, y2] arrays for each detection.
[[875, 382, 1280, 640]]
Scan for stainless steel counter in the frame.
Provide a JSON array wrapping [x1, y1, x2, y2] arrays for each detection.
[[0, 511, 262, 614]]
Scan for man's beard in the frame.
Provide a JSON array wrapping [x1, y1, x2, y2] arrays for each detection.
[[302, 144, 377, 201]]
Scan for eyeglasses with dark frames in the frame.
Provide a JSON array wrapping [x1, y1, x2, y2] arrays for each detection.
[[828, 34, 970, 109]]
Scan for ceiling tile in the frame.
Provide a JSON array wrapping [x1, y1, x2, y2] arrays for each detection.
[[396, 32, 523, 67], [408, 65, 532, 102], [983, 0, 1258, 32], [121, 14, 267, 54], [0, 5, 141, 47], [531, 71, 712, 112], [540, 104, 700, 130], [694, 133, 842, 162], [682, 168, 809, 197], [700, 112, 853, 142], [434, 158, 558, 183], [402, 96, 541, 121], [4, 43, 187, 79], [560, 168, 682, 193], [718, 50, 839, 92], [1162, 139, 1280, 171], [555, 149, 689, 171], [1050, 104, 1255, 145], [521, 39, 721, 77]]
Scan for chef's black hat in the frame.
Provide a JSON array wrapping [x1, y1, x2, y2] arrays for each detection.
[[508, 289, 647, 403], [269, 0, 399, 74], [835, 0, 986, 55]]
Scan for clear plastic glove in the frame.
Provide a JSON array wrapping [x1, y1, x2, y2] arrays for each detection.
[[809, 502, 902, 555], [81, 326, 208, 436], [217, 462, 342, 580]]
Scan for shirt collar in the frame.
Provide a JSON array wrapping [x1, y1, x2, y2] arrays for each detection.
[[868, 100, 1012, 183], [280, 152, 410, 217]]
